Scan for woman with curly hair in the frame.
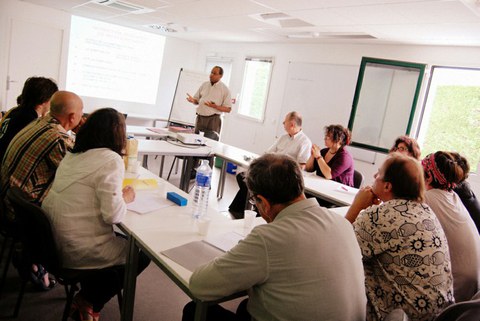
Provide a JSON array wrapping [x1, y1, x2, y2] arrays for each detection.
[[305, 124, 354, 186]]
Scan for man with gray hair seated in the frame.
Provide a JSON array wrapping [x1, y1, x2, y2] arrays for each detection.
[[183, 153, 367, 321], [229, 111, 312, 218]]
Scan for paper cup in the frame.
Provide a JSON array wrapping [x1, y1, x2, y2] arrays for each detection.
[[196, 217, 211, 236], [243, 210, 257, 231]]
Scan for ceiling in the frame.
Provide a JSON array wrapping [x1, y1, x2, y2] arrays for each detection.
[[21, 0, 480, 46]]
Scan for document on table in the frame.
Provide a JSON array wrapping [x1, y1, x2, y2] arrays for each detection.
[[161, 232, 245, 271], [336, 185, 357, 195], [204, 231, 244, 252], [127, 191, 173, 214]]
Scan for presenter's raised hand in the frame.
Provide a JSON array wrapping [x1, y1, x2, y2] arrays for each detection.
[[186, 93, 197, 104], [205, 101, 217, 108]]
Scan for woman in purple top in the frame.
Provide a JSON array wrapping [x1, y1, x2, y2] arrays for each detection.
[[305, 124, 354, 186]]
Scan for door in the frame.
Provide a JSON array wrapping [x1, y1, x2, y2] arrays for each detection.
[[4, 18, 63, 110]]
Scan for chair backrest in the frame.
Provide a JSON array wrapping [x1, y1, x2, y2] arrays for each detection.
[[6, 187, 60, 275], [203, 130, 219, 141], [434, 290, 480, 321], [384, 308, 410, 321], [353, 170, 364, 189]]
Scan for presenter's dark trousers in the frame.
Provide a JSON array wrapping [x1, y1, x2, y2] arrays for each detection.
[[195, 114, 221, 139], [193, 114, 221, 173], [182, 299, 250, 321]]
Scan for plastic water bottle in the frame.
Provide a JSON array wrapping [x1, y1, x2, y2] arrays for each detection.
[[192, 160, 212, 219]]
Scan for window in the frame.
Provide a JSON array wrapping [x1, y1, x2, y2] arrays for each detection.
[[348, 57, 425, 153], [417, 66, 480, 172], [238, 57, 273, 121]]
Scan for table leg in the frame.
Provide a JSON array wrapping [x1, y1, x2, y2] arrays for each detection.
[[121, 234, 139, 321], [142, 155, 148, 168], [216, 159, 227, 199], [179, 156, 196, 192], [159, 155, 165, 178], [193, 301, 208, 321]]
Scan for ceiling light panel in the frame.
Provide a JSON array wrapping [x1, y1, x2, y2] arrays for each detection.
[[159, 0, 271, 19]]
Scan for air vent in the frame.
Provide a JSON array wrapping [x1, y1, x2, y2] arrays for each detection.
[[279, 19, 314, 28], [146, 24, 178, 33], [260, 12, 290, 20], [90, 0, 154, 14], [287, 32, 376, 39]]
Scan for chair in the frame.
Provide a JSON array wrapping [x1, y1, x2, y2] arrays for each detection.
[[384, 309, 410, 321], [353, 170, 364, 189], [434, 290, 480, 321], [0, 214, 18, 299], [6, 187, 123, 320]]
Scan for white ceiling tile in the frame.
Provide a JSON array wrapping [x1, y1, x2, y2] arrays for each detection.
[[388, 1, 480, 24]]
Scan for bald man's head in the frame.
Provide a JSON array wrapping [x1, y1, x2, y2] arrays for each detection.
[[50, 91, 84, 131]]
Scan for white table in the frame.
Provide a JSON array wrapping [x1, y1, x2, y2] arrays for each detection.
[[126, 125, 170, 139], [302, 172, 358, 206], [127, 126, 358, 206], [205, 139, 259, 199], [137, 139, 213, 192], [119, 168, 252, 321]]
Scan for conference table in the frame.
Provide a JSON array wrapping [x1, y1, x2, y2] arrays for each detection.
[[119, 168, 254, 321], [203, 139, 259, 199], [128, 126, 358, 206], [204, 139, 358, 205], [136, 139, 213, 192], [127, 125, 170, 139]]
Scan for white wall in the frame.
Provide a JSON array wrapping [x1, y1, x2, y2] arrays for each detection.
[[0, 0, 71, 108], [197, 42, 480, 185]]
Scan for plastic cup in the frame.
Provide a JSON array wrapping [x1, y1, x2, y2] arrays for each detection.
[[196, 217, 211, 236], [243, 210, 257, 231], [127, 159, 139, 174]]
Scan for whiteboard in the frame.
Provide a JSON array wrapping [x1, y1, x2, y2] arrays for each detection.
[[168, 68, 208, 126], [278, 62, 357, 139], [277, 62, 375, 163]]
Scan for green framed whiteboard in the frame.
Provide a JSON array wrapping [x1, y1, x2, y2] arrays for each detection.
[[348, 57, 426, 153]]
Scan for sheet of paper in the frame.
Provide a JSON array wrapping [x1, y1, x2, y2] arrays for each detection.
[[161, 241, 224, 272], [123, 178, 158, 190], [127, 191, 173, 214], [204, 231, 244, 252], [336, 185, 357, 195]]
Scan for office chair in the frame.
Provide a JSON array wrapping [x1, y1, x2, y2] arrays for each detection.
[[6, 187, 123, 320], [353, 170, 365, 189], [434, 290, 480, 321], [0, 207, 18, 299]]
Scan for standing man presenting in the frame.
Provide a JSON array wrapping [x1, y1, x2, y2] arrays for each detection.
[[186, 66, 231, 140]]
